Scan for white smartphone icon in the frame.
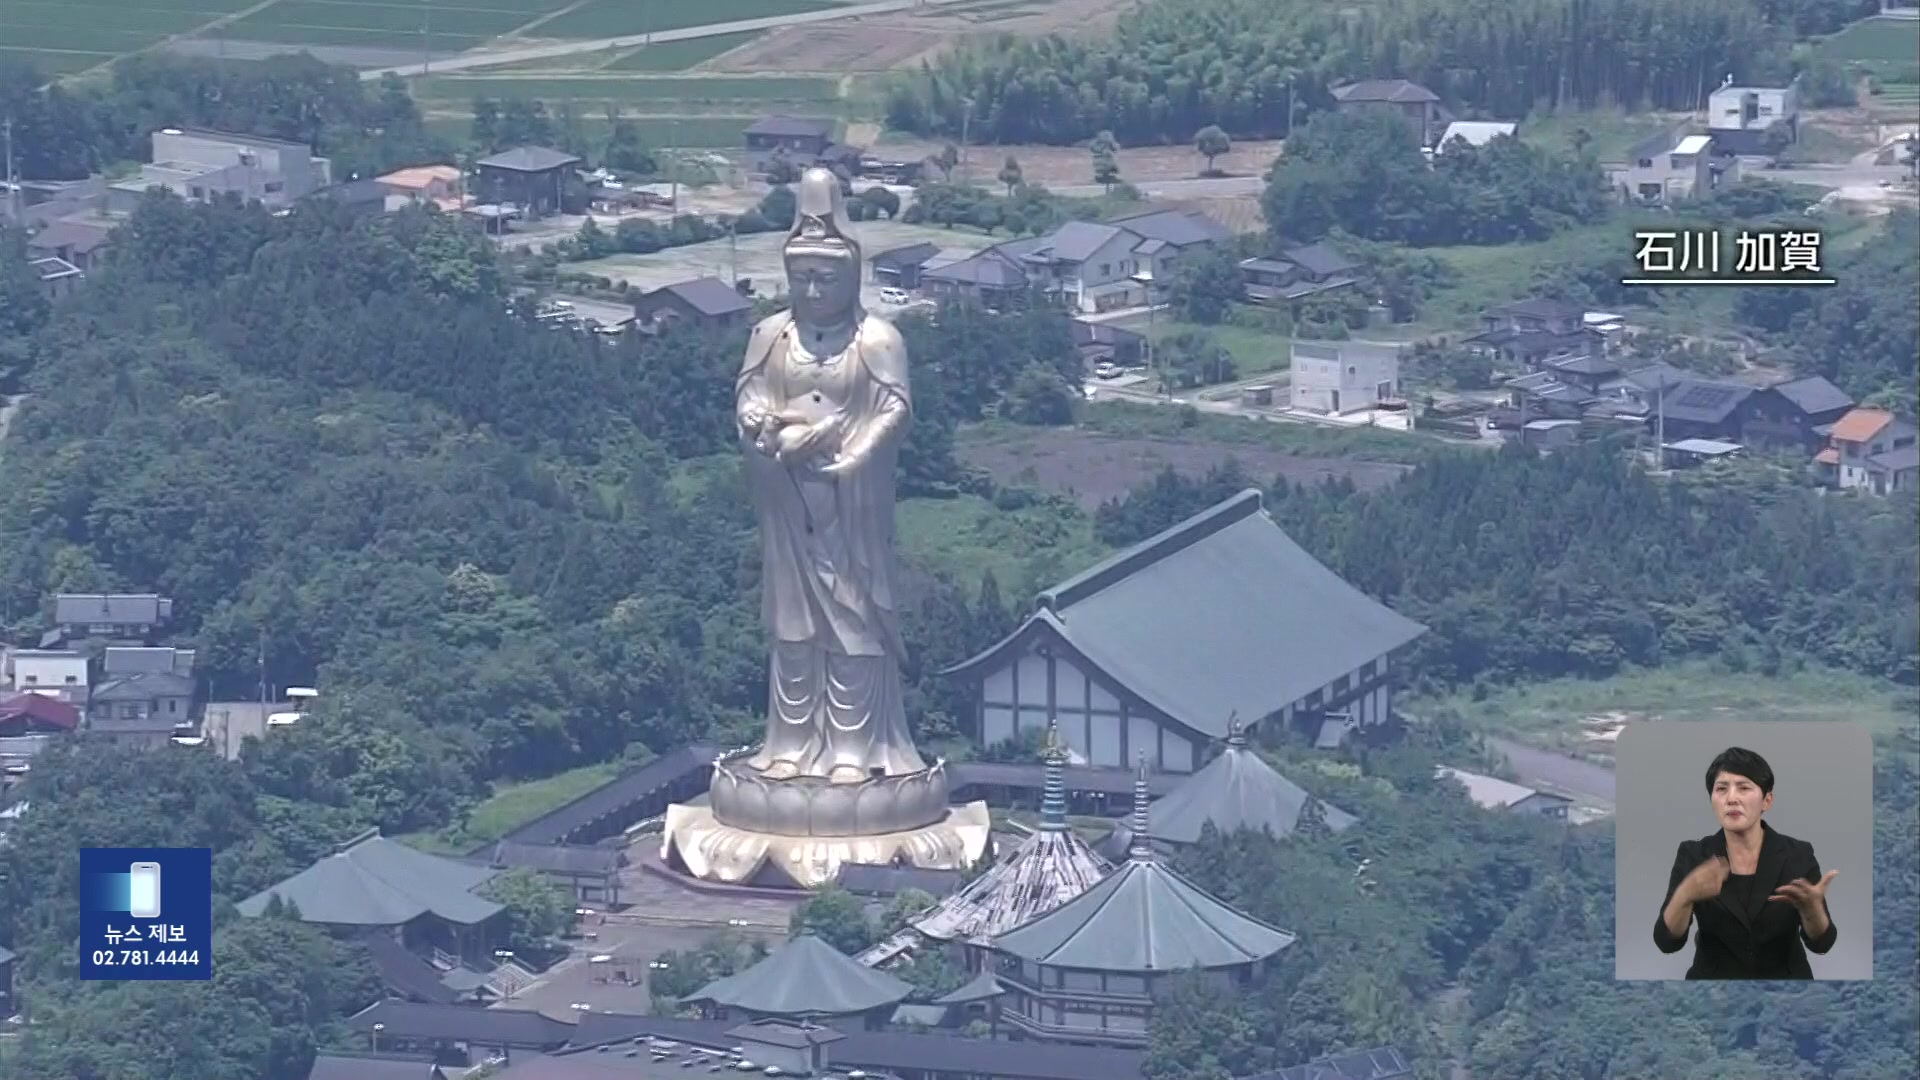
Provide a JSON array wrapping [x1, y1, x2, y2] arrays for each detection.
[[129, 862, 162, 919]]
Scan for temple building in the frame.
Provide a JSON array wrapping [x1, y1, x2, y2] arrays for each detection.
[[684, 933, 912, 1030], [1126, 716, 1359, 847], [944, 489, 1426, 773], [983, 758, 1297, 1046], [235, 829, 507, 968], [895, 722, 1110, 970]]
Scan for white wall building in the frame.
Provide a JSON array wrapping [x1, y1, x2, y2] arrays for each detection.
[[1290, 340, 1403, 415]]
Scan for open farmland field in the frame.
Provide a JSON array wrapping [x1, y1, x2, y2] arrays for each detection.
[[1, 0, 254, 74], [531, 0, 840, 40], [710, 0, 1125, 73], [412, 73, 841, 108], [1819, 15, 1920, 78]]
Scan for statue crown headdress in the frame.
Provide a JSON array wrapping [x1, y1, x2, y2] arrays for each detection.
[[785, 167, 860, 262]]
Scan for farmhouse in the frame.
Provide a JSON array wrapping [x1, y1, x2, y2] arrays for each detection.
[[869, 241, 942, 289], [474, 146, 583, 219], [743, 115, 838, 170], [1240, 242, 1363, 304], [1708, 82, 1799, 155], [1436, 767, 1571, 819], [1620, 130, 1739, 204], [1816, 407, 1919, 495], [108, 128, 331, 213], [1289, 340, 1403, 416], [633, 276, 753, 335], [1330, 79, 1445, 146], [944, 489, 1427, 773], [1741, 375, 1854, 452]]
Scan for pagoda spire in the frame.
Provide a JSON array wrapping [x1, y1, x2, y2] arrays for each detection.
[[1225, 711, 1247, 749], [1039, 719, 1069, 831], [1128, 750, 1154, 862]]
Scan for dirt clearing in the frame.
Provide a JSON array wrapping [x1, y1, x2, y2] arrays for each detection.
[[957, 427, 1413, 509]]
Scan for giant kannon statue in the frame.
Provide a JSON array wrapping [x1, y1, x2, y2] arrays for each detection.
[[662, 168, 991, 888]]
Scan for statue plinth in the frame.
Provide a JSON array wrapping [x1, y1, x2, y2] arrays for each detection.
[[662, 752, 991, 888]]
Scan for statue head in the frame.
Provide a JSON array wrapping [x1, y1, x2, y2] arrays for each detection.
[[783, 167, 863, 326]]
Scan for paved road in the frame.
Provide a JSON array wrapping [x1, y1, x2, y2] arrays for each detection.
[[360, 0, 981, 79], [1054, 162, 1912, 200], [1487, 735, 1616, 807]]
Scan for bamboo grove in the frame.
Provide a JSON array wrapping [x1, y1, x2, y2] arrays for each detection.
[[884, 0, 1821, 146]]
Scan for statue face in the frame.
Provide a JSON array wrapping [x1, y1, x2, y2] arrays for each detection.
[[785, 250, 859, 324]]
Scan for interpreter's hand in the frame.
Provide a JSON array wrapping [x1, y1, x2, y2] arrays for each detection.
[[1769, 870, 1838, 915], [1680, 855, 1730, 903]]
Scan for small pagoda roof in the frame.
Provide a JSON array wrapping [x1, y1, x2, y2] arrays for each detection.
[[990, 754, 1296, 973], [1150, 722, 1357, 844], [913, 722, 1110, 944], [934, 970, 1006, 1005], [684, 934, 911, 1017]]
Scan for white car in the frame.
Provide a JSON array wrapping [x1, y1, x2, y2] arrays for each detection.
[[1093, 361, 1120, 379], [878, 287, 911, 305]]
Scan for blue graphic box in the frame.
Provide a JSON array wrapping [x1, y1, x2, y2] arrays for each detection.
[[78, 847, 213, 981]]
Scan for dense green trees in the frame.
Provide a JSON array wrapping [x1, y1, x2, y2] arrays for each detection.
[[1263, 110, 1610, 248], [1095, 447, 1919, 688], [884, 0, 1804, 146]]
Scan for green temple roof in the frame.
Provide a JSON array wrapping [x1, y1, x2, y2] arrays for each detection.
[[236, 831, 502, 927], [685, 934, 912, 1017]]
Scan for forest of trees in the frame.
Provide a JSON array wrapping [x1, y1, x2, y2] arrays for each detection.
[[882, 0, 1864, 146]]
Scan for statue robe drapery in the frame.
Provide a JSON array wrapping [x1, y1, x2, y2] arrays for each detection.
[[736, 310, 926, 780]]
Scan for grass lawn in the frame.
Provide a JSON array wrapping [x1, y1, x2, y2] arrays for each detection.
[[424, 114, 753, 148], [1134, 319, 1293, 377], [897, 493, 1108, 596], [399, 761, 623, 855], [607, 31, 765, 71], [1408, 663, 1917, 758], [414, 74, 840, 107], [1818, 15, 1920, 76], [1521, 108, 1681, 162]]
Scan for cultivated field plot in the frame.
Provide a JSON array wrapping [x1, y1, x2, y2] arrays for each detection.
[[413, 74, 841, 107], [571, 219, 992, 300], [606, 31, 765, 71], [223, 0, 569, 52], [533, 0, 843, 40], [1821, 15, 1920, 109], [421, 113, 757, 148], [955, 426, 1413, 509], [1, 0, 254, 73]]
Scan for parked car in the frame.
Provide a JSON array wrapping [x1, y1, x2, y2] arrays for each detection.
[[1093, 361, 1120, 379], [878, 287, 910, 305]]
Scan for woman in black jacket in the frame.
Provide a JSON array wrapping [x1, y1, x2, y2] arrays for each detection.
[[1653, 747, 1839, 979]]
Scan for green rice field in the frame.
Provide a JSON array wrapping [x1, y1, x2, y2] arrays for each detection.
[[1818, 15, 1920, 75], [1, 0, 839, 77], [424, 113, 757, 148]]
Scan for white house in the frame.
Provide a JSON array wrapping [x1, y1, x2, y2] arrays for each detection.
[[1289, 340, 1403, 415], [1620, 131, 1738, 204], [107, 128, 331, 213], [1005, 209, 1230, 314], [943, 489, 1427, 772], [4, 650, 90, 704], [1437, 121, 1518, 149], [1707, 83, 1798, 155], [1818, 407, 1919, 495]]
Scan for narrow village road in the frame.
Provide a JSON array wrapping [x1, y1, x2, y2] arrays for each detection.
[[359, 0, 982, 80], [1051, 161, 1913, 199], [1486, 735, 1616, 807]]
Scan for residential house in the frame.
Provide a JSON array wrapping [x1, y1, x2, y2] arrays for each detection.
[[1521, 418, 1584, 452], [484, 841, 625, 906], [1330, 79, 1446, 146], [87, 672, 195, 748], [1540, 352, 1625, 394], [1102, 207, 1233, 293], [1072, 319, 1147, 368], [1289, 340, 1402, 415], [1436, 767, 1571, 819], [1740, 375, 1854, 453], [921, 245, 1036, 310], [4, 649, 89, 704], [632, 276, 753, 335], [1649, 378, 1755, 443], [1620, 131, 1738, 204], [53, 592, 174, 643], [376, 164, 464, 209], [0, 945, 13, 1018], [1708, 82, 1799, 156], [1012, 220, 1157, 313], [103, 646, 197, 679], [1817, 408, 1919, 495], [1499, 371, 1596, 427], [1464, 298, 1605, 365], [473, 146, 583, 219], [26, 218, 113, 272], [743, 116, 837, 169], [30, 257, 82, 300], [943, 489, 1428, 771], [0, 692, 81, 737], [1436, 121, 1518, 150], [869, 241, 942, 289], [306, 178, 391, 219], [107, 128, 331, 213], [1240, 241, 1364, 305], [1598, 361, 1690, 413]]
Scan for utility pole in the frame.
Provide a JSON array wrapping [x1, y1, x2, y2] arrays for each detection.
[[669, 116, 680, 209], [3, 113, 19, 225], [1655, 375, 1670, 470], [960, 98, 974, 175], [420, 0, 433, 76]]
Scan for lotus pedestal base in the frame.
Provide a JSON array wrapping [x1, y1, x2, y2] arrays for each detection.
[[661, 799, 991, 888]]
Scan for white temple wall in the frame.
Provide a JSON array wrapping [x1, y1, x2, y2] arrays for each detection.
[[977, 641, 1201, 773]]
